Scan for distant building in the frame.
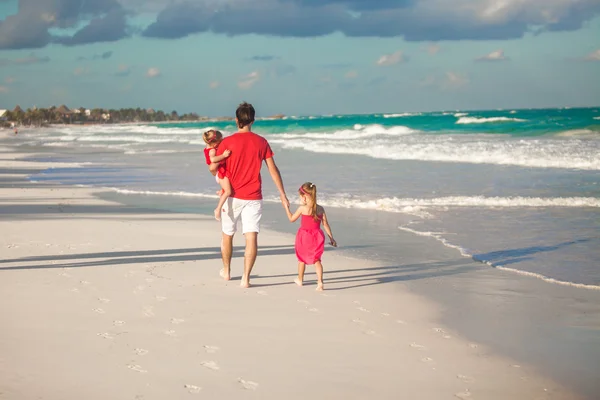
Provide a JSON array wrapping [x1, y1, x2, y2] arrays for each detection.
[[102, 113, 111, 121], [0, 109, 6, 119], [85, 109, 91, 116]]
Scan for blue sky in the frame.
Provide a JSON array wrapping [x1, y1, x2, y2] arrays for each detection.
[[0, 0, 599, 116]]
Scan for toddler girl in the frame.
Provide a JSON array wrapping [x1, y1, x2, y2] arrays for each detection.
[[203, 129, 232, 221], [284, 182, 336, 291]]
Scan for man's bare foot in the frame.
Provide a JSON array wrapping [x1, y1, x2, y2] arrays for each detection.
[[214, 208, 221, 221], [240, 280, 250, 288], [316, 283, 324, 291], [219, 268, 231, 281], [294, 278, 303, 287]]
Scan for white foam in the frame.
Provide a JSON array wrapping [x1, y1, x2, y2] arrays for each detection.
[[454, 113, 468, 117], [383, 113, 420, 118], [594, 116, 600, 120], [456, 116, 525, 124], [273, 136, 600, 170], [398, 225, 600, 290], [276, 124, 416, 140]]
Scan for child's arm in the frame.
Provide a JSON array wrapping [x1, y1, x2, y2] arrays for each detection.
[[209, 148, 231, 164], [321, 210, 337, 247], [284, 204, 304, 223]]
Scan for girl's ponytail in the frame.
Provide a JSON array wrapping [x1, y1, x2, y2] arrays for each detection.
[[300, 182, 319, 221]]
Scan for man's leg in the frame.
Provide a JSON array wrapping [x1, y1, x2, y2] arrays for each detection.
[[220, 232, 233, 280], [240, 232, 257, 288]]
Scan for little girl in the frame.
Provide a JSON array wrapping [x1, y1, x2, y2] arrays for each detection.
[[202, 129, 232, 221], [284, 182, 336, 291]]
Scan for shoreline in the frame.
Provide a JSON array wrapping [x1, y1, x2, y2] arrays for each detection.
[[0, 147, 584, 399]]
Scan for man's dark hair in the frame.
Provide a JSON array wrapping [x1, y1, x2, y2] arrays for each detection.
[[236, 102, 255, 128]]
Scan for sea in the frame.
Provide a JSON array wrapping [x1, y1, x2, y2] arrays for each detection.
[[11, 107, 600, 288]]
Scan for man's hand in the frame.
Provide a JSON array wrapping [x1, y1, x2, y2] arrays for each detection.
[[280, 193, 290, 209]]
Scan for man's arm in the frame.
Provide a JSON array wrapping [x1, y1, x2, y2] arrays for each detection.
[[265, 157, 289, 208]]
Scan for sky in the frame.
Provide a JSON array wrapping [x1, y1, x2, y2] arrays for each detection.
[[0, 0, 599, 116]]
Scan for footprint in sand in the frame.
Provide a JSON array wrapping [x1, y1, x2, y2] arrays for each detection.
[[98, 297, 111, 303], [256, 290, 268, 296], [511, 364, 521, 368], [58, 272, 71, 277], [308, 308, 319, 313], [434, 327, 452, 339], [238, 378, 259, 390], [80, 280, 91, 285], [155, 296, 167, 302], [421, 357, 433, 363], [171, 318, 185, 325], [297, 299, 310, 305], [143, 307, 154, 317], [357, 307, 370, 313], [352, 318, 365, 324], [135, 348, 149, 356], [410, 343, 427, 350], [134, 285, 146, 294], [454, 390, 471, 399], [184, 384, 202, 394], [396, 320, 407, 324], [364, 330, 377, 336], [204, 345, 220, 354], [93, 308, 106, 314], [380, 312, 390, 317], [457, 375, 475, 383], [145, 278, 154, 283], [113, 320, 126, 326], [468, 343, 478, 349], [200, 361, 220, 371], [97, 332, 114, 340], [127, 364, 147, 373], [70, 288, 80, 293], [164, 330, 177, 337], [353, 300, 361, 304]]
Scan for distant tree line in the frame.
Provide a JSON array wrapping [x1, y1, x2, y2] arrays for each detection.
[[1, 105, 205, 127]]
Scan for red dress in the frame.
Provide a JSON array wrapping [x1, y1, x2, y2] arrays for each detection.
[[204, 148, 226, 180], [295, 214, 325, 264]]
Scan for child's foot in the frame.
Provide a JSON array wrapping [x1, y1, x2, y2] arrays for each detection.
[[214, 208, 221, 221], [294, 278, 303, 287], [316, 282, 324, 291]]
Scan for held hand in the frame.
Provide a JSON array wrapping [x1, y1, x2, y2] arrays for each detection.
[[330, 238, 337, 247], [223, 149, 232, 157], [280, 193, 290, 209]]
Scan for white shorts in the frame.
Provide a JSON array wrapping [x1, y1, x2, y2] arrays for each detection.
[[221, 198, 263, 236]]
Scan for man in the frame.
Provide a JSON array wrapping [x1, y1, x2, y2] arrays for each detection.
[[213, 102, 289, 288]]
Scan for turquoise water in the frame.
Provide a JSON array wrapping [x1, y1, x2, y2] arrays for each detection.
[[156, 107, 600, 137]]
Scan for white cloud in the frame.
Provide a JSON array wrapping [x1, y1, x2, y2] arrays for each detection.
[[421, 72, 469, 90], [425, 43, 440, 55], [476, 49, 508, 61], [376, 51, 406, 66], [238, 71, 260, 90], [345, 70, 358, 79], [583, 49, 600, 61], [0, 85, 8, 93], [73, 66, 90, 76], [146, 67, 161, 78], [209, 80, 221, 89], [443, 72, 469, 89]]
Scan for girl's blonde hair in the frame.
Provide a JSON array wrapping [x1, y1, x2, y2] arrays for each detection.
[[299, 182, 319, 221], [202, 129, 223, 146]]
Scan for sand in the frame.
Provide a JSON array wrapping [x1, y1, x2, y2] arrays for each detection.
[[0, 150, 581, 400]]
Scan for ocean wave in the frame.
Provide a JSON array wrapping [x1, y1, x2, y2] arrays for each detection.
[[110, 188, 600, 212], [398, 224, 600, 290], [454, 112, 468, 117], [594, 117, 600, 120], [383, 113, 420, 118], [273, 137, 600, 170], [274, 124, 416, 140], [456, 116, 525, 124]]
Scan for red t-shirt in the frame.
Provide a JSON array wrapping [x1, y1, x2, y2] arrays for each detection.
[[217, 132, 273, 200]]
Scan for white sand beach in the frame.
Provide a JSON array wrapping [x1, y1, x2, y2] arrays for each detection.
[[0, 150, 582, 399]]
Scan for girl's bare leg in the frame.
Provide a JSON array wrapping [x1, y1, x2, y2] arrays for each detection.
[[294, 262, 306, 286], [315, 261, 324, 291], [214, 177, 232, 221]]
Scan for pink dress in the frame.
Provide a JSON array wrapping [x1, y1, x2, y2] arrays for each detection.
[[295, 214, 325, 264]]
